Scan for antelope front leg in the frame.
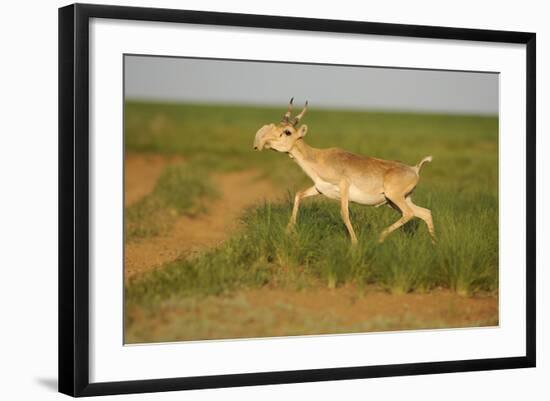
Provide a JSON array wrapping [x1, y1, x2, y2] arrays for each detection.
[[287, 186, 319, 232], [339, 180, 358, 245]]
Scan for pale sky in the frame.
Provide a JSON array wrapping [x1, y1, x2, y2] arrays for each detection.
[[124, 55, 498, 115]]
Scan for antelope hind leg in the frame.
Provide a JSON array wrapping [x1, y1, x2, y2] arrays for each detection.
[[406, 197, 436, 244], [378, 194, 415, 243]]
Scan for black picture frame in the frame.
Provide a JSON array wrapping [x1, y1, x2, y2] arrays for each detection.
[[58, 3, 536, 397]]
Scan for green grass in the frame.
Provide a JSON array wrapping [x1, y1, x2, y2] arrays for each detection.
[[125, 100, 498, 306], [127, 192, 498, 308], [125, 161, 218, 241], [125, 101, 498, 191]]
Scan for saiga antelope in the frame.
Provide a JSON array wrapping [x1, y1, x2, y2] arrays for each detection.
[[253, 98, 435, 245]]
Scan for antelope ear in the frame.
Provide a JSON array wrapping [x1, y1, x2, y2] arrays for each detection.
[[298, 124, 308, 138]]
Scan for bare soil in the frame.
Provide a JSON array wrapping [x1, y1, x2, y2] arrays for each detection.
[[126, 285, 498, 343], [124, 156, 283, 279]]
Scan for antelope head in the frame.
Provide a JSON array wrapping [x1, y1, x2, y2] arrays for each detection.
[[253, 98, 308, 153]]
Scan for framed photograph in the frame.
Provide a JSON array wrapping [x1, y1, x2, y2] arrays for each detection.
[[58, 3, 536, 397]]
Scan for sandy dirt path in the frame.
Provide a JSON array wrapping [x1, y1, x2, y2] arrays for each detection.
[[125, 153, 184, 207], [124, 160, 283, 280]]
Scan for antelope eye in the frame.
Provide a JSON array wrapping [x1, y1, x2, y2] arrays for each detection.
[[284, 130, 292, 136]]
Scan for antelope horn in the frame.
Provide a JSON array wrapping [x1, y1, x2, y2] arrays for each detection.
[[292, 101, 308, 126], [282, 97, 294, 123]]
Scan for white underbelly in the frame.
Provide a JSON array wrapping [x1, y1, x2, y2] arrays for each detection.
[[314, 180, 385, 206], [349, 185, 385, 205]]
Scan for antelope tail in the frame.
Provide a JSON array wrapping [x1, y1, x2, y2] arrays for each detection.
[[415, 155, 433, 174]]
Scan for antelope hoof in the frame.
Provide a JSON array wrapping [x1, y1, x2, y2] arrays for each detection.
[[286, 223, 296, 234], [351, 237, 358, 246]]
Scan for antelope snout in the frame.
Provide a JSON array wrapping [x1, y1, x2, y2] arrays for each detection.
[[254, 124, 274, 152], [253, 138, 264, 151]]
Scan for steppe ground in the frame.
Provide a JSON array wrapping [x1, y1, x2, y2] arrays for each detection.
[[124, 102, 499, 343]]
